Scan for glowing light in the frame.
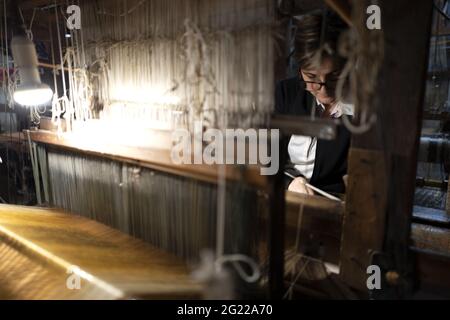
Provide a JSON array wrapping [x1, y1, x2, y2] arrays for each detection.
[[11, 36, 54, 107], [13, 84, 53, 106], [67, 119, 172, 150]]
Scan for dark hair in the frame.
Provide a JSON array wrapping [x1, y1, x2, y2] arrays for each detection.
[[295, 11, 348, 70]]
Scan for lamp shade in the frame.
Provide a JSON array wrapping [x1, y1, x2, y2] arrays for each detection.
[[11, 36, 53, 106]]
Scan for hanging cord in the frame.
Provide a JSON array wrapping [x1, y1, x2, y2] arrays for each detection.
[[18, 7, 37, 40], [333, 0, 383, 134], [49, 13, 65, 135], [62, 4, 77, 128], [55, 4, 67, 98], [77, 0, 87, 69], [215, 254, 261, 283], [213, 113, 261, 286], [49, 17, 59, 96], [53, 2, 73, 132], [71, 0, 93, 122], [63, 0, 93, 123], [48, 0, 92, 133], [63, 48, 92, 122]]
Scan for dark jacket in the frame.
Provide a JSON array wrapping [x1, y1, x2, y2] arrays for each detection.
[[275, 76, 351, 194]]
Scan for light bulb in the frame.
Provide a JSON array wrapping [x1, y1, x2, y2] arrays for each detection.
[[13, 83, 53, 106], [11, 36, 53, 107]]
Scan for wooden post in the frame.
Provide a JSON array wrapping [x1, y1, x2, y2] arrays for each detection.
[[340, 0, 434, 296]]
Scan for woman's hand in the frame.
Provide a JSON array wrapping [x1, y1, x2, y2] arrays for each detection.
[[288, 177, 314, 195]]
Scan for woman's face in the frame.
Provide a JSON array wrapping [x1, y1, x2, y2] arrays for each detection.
[[300, 57, 341, 106]]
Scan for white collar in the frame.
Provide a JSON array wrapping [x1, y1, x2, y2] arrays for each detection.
[[315, 99, 354, 118]]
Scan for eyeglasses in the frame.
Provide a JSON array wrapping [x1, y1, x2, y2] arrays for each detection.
[[299, 72, 340, 91], [300, 78, 340, 91], [301, 80, 326, 91]]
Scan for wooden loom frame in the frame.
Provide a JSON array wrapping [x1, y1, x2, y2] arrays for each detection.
[[1, 0, 447, 299]]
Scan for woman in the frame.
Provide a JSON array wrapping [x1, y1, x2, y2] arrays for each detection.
[[275, 11, 352, 195]]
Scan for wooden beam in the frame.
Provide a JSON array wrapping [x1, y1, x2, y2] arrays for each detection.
[[27, 129, 268, 189], [340, 148, 388, 291], [340, 0, 434, 295], [324, 0, 352, 26], [0, 204, 201, 299]]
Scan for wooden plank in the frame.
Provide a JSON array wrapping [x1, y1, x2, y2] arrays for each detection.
[[28, 129, 268, 189], [285, 191, 343, 265], [339, 0, 434, 295], [411, 223, 450, 254], [340, 148, 388, 290], [0, 132, 26, 144], [0, 204, 201, 299]]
